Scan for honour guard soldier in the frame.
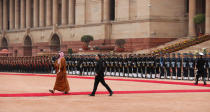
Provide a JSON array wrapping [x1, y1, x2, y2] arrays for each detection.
[[127, 55, 133, 77], [118, 55, 124, 77], [123, 54, 129, 77], [165, 53, 171, 79], [159, 53, 165, 79], [142, 54, 147, 78], [182, 53, 189, 80], [110, 56, 115, 76], [176, 53, 182, 79], [137, 54, 142, 78], [114, 55, 119, 76], [132, 54, 138, 78], [155, 54, 160, 78], [189, 53, 195, 80], [66, 55, 70, 74], [171, 53, 177, 79], [151, 54, 156, 79]]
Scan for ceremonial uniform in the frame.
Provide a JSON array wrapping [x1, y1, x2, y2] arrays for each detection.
[[182, 54, 189, 79], [189, 54, 195, 80], [165, 54, 171, 79], [176, 54, 182, 79], [171, 54, 176, 79]]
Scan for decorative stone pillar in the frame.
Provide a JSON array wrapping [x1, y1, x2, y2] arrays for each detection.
[[46, 0, 52, 26], [20, 0, 26, 29], [26, 0, 31, 28], [15, 0, 20, 29], [188, 0, 196, 37], [62, 0, 67, 25], [75, 0, 85, 25], [206, 0, 210, 34], [0, 0, 2, 30], [3, 0, 8, 30], [69, 0, 75, 24], [33, 0, 39, 27], [39, 0, 45, 27], [53, 0, 58, 25], [103, 0, 110, 22], [10, 0, 15, 29]]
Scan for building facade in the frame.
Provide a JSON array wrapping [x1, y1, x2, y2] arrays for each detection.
[[0, 0, 209, 56]]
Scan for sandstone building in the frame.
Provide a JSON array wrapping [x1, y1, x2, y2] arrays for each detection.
[[0, 0, 209, 56]]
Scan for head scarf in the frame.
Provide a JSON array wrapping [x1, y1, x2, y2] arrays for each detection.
[[58, 51, 64, 64]]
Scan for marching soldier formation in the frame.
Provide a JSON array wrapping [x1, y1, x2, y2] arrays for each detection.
[[0, 53, 210, 82]]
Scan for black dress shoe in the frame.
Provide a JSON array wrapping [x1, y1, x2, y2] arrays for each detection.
[[109, 91, 113, 96], [49, 89, 54, 94], [89, 94, 95, 96], [194, 83, 198, 85], [64, 92, 69, 94], [204, 82, 207, 85]]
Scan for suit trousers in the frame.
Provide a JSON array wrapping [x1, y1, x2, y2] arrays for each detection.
[[91, 76, 112, 94]]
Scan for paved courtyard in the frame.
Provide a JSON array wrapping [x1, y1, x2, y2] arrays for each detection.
[[0, 72, 210, 112]]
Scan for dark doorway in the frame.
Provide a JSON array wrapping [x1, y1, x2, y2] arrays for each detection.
[[14, 50, 18, 57], [110, 0, 115, 21], [1, 38, 8, 49], [50, 34, 60, 52], [24, 36, 32, 56]]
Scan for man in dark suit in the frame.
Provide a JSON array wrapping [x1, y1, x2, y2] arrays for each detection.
[[195, 52, 207, 85], [89, 54, 113, 96]]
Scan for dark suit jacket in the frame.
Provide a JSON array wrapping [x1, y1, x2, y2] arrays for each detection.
[[95, 59, 105, 77]]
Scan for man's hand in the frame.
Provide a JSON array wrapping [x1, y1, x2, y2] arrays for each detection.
[[95, 74, 98, 76]]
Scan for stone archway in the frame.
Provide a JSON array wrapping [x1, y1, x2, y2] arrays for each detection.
[[50, 34, 60, 52], [1, 37, 8, 50], [24, 36, 32, 56]]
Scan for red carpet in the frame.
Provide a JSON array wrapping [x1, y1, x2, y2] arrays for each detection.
[[1, 89, 210, 97], [0, 72, 209, 87], [0, 72, 210, 97]]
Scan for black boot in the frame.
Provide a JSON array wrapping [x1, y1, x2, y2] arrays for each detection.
[[109, 91, 113, 96], [204, 82, 207, 85], [89, 94, 95, 96]]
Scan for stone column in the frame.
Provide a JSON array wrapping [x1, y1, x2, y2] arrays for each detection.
[[46, 0, 52, 26], [10, 0, 15, 29], [206, 0, 210, 34], [15, 0, 20, 29], [20, 0, 26, 29], [75, 0, 85, 25], [61, 0, 67, 25], [33, 0, 39, 27], [0, 0, 2, 30], [103, 0, 110, 22], [188, 0, 196, 37], [53, 0, 58, 25], [69, 0, 75, 24], [39, 0, 45, 27], [26, 0, 31, 28], [3, 0, 8, 30]]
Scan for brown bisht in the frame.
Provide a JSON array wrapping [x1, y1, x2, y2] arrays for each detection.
[[53, 57, 70, 93]]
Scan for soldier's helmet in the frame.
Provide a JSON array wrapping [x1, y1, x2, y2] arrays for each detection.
[[172, 53, 175, 57]]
